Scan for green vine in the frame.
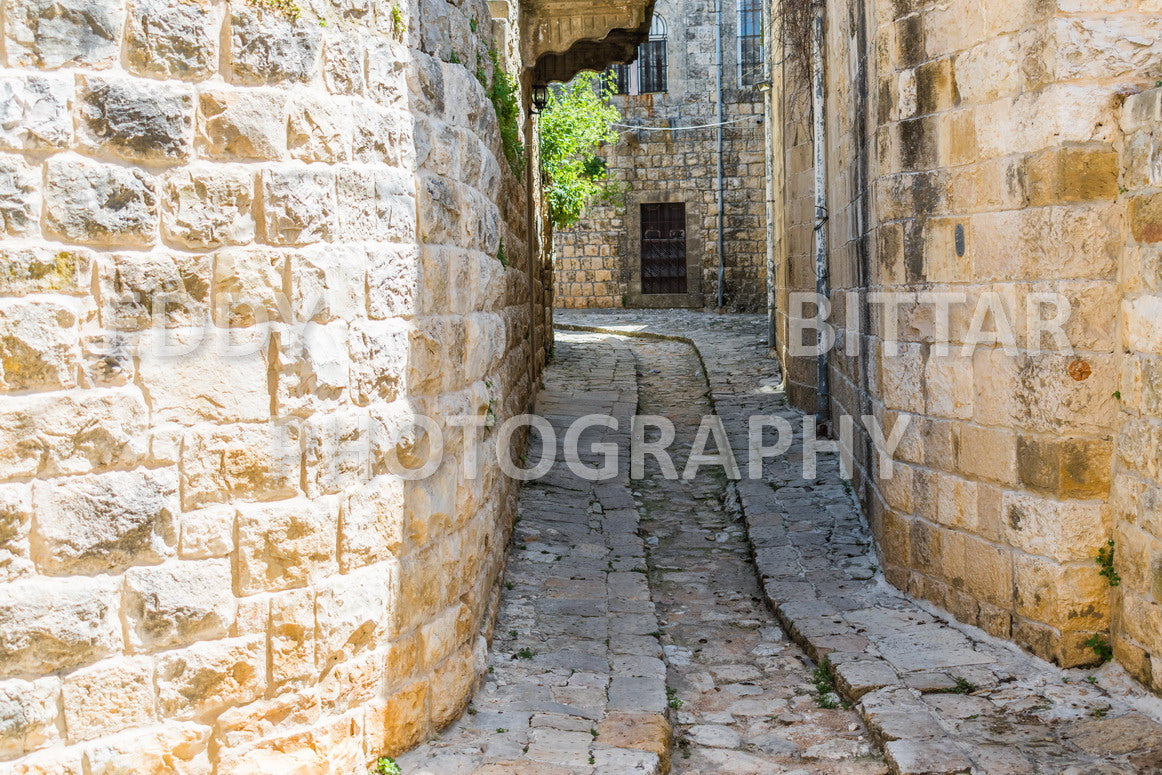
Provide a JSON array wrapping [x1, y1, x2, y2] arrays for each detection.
[[1096, 540, 1121, 587], [477, 48, 525, 178], [538, 72, 622, 229]]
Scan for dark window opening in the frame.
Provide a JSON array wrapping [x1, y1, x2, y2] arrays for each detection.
[[637, 16, 667, 93], [607, 64, 630, 95], [641, 202, 686, 295], [739, 0, 763, 86]]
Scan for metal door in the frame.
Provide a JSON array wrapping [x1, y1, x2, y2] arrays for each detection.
[[640, 203, 686, 295]]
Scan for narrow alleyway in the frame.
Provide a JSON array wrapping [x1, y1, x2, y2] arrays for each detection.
[[402, 311, 1162, 775]]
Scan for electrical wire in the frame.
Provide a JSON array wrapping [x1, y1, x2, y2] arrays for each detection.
[[612, 115, 759, 132]]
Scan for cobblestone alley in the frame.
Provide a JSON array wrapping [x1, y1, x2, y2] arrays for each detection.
[[400, 311, 1162, 775]]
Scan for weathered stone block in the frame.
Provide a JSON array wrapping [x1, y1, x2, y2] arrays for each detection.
[[197, 88, 287, 160], [228, 5, 322, 85], [0, 388, 148, 479], [44, 156, 158, 247], [77, 74, 194, 163], [302, 406, 368, 496], [124, 559, 235, 651], [213, 689, 320, 751], [217, 710, 364, 775], [368, 245, 420, 319], [179, 504, 234, 560], [273, 323, 350, 417], [288, 94, 351, 162], [352, 103, 414, 166], [339, 475, 405, 571], [1003, 490, 1110, 563], [1131, 193, 1162, 245], [366, 39, 409, 109], [315, 562, 395, 671], [210, 246, 287, 327], [0, 484, 32, 583], [260, 166, 336, 245], [348, 319, 408, 405], [235, 496, 338, 594], [4, 0, 122, 69], [428, 644, 476, 729], [137, 328, 270, 423], [32, 468, 178, 575], [84, 720, 211, 773], [156, 636, 264, 719], [954, 422, 1016, 486], [179, 422, 301, 509], [269, 587, 315, 686], [290, 245, 365, 324], [125, 0, 219, 80], [336, 166, 416, 243], [1014, 554, 1109, 632], [61, 657, 154, 742], [0, 153, 38, 237], [0, 247, 92, 297], [0, 677, 61, 756], [364, 680, 428, 757], [0, 74, 72, 150], [0, 575, 120, 678], [1023, 146, 1119, 206], [162, 166, 256, 249], [97, 252, 211, 330], [1016, 435, 1112, 498], [0, 299, 79, 392]]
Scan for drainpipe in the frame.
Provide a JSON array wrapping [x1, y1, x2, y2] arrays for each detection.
[[810, 0, 830, 418], [760, 0, 778, 352], [715, 0, 726, 309]]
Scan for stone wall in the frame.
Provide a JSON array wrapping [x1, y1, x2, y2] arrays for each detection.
[[1112, 86, 1162, 691], [770, 0, 1162, 674], [0, 0, 551, 770], [552, 0, 768, 312]]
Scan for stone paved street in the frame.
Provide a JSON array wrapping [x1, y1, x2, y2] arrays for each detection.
[[404, 311, 1162, 775]]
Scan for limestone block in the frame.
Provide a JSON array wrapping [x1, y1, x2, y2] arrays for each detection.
[[291, 244, 365, 324], [1051, 16, 1162, 82], [273, 323, 350, 417], [125, 0, 219, 80], [77, 74, 194, 163], [366, 39, 409, 109], [33, 468, 178, 575], [179, 422, 301, 509], [1126, 295, 1162, 358], [303, 405, 369, 496], [79, 331, 136, 388], [288, 93, 351, 162], [317, 650, 381, 715], [228, 4, 322, 85], [179, 504, 235, 560], [197, 88, 287, 160], [0, 153, 38, 237], [364, 680, 428, 757], [414, 116, 460, 179], [403, 458, 456, 545], [97, 252, 211, 330], [137, 327, 271, 423], [428, 644, 476, 729], [352, 102, 414, 167], [0, 575, 120, 678], [368, 244, 420, 319], [269, 587, 316, 686], [464, 312, 505, 383], [2, 746, 85, 773], [339, 475, 405, 571], [954, 422, 1016, 486], [335, 166, 416, 243], [0, 299, 79, 391], [0, 74, 72, 150], [162, 167, 256, 249], [84, 721, 211, 774], [0, 388, 148, 479], [4, 0, 122, 69], [234, 496, 338, 594], [315, 562, 395, 670], [417, 173, 464, 246], [0, 677, 61, 756], [213, 690, 321, 751], [1014, 554, 1109, 632], [1131, 194, 1162, 245], [0, 246, 92, 296], [44, 156, 157, 247], [348, 319, 408, 405], [124, 559, 235, 651], [211, 246, 288, 327], [216, 710, 363, 775], [0, 484, 32, 582], [923, 354, 972, 420], [1003, 491, 1110, 563], [322, 31, 367, 95], [408, 316, 464, 395], [61, 657, 154, 742], [260, 166, 336, 245], [156, 636, 265, 719]]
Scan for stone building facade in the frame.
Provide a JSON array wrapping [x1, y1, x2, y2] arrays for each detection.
[[0, 0, 649, 770], [552, 0, 769, 311], [768, 0, 1162, 683]]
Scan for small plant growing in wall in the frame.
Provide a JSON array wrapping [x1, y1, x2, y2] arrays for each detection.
[[1096, 540, 1121, 587], [496, 239, 508, 267], [248, 0, 301, 20], [1085, 634, 1113, 664], [390, 1, 407, 40], [477, 47, 525, 178], [539, 72, 623, 229], [371, 757, 402, 775]]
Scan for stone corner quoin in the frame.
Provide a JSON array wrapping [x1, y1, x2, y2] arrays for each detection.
[[0, 0, 648, 768]]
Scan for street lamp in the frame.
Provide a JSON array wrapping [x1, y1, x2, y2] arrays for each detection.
[[531, 84, 549, 114]]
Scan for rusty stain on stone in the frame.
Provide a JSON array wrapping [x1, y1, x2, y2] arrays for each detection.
[[1068, 359, 1092, 381]]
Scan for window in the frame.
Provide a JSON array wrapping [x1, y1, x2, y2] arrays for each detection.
[[640, 202, 686, 294], [607, 63, 630, 95], [637, 16, 667, 94], [738, 0, 763, 86]]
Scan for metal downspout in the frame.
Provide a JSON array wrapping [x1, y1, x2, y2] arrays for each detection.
[[715, 0, 726, 309], [810, 0, 830, 418]]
